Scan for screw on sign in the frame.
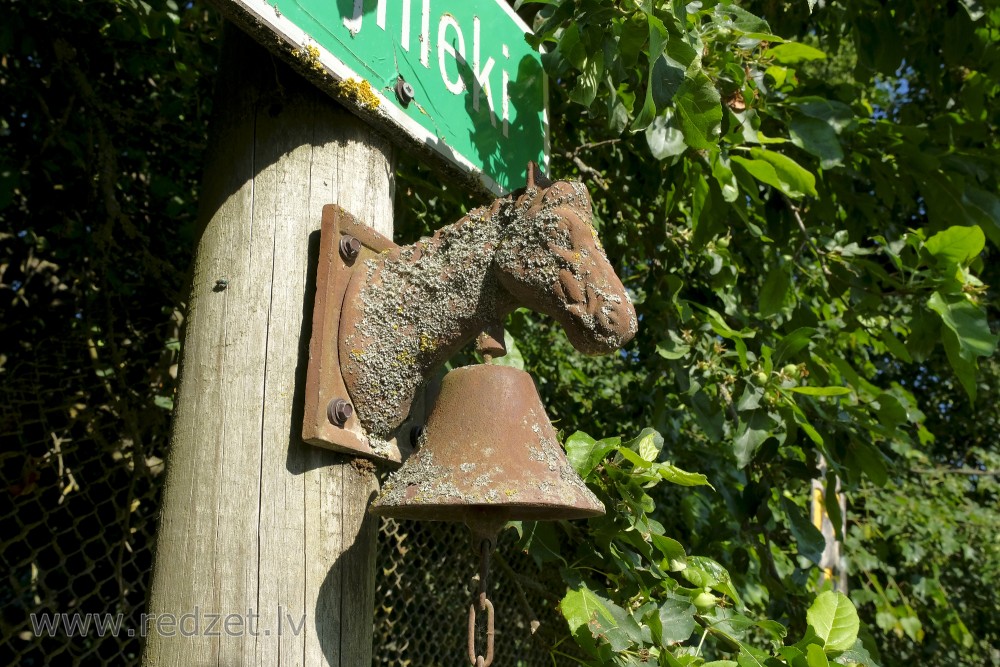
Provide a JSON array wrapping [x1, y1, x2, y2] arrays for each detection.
[[395, 76, 415, 107]]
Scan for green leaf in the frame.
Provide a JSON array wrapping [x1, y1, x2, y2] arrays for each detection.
[[759, 267, 791, 316], [699, 305, 755, 339], [924, 225, 985, 266], [656, 462, 711, 488], [790, 116, 844, 169], [793, 97, 855, 133], [565, 431, 620, 477], [873, 392, 908, 428], [656, 332, 691, 359], [877, 330, 912, 363], [807, 643, 831, 667], [962, 186, 1000, 246], [732, 148, 817, 199], [713, 3, 771, 34], [927, 292, 998, 362], [712, 153, 740, 202], [631, 15, 668, 132], [651, 54, 686, 109], [733, 410, 776, 467], [683, 557, 744, 608], [751, 147, 817, 197], [570, 49, 603, 107], [657, 596, 697, 643], [154, 395, 174, 410], [768, 42, 827, 63], [489, 329, 524, 370], [774, 327, 818, 365], [627, 427, 662, 462], [673, 70, 723, 150], [790, 386, 852, 396], [646, 109, 687, 159], [632, 83, 658, 132], [848, 441, 888, 487], [794, 413, 824, 445], [619, 446, 653, 469], [561, 586, 636, 652], [651, 534, 687, 571], [806, 591, 860, 652], [558, 23, 587, 70], [780, 496, 826, 564], [832, 638, 879, 666]]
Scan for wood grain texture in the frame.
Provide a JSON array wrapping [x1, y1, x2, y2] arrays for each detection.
[[143, 26, 393, 666]]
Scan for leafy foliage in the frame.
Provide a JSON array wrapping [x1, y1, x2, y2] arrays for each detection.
[[485, 1, 999, 665]]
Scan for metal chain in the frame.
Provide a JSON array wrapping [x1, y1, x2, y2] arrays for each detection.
[[467, 539, 496, 667]]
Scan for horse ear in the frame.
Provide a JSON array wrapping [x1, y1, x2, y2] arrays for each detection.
[[526, 161, 553, 190]]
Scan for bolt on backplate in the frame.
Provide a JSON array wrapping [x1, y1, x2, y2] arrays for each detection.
[[339, 235, 361, 262], [327, 398, 353, 427]]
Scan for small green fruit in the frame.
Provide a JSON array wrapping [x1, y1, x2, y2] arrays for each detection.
[[693, 591, 718, 612], [781, 363, 800, 379], [752, 371, 769, 386]]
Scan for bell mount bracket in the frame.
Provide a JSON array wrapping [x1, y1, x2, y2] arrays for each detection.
[[302, 204, 419, 464]]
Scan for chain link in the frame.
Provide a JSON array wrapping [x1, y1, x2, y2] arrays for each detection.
[[467, 539, 496, 666]]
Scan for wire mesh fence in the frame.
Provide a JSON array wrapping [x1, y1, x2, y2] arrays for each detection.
[[1, 363, 573, 666]]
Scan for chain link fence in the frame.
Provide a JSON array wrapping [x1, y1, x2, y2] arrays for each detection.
[[1, 364, 574, 666]]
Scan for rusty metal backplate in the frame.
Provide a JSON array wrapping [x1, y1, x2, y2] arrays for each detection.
[[302, 204, 415, 463]]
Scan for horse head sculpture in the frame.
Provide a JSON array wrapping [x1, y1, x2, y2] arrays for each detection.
[[339, 163, 637, 439]]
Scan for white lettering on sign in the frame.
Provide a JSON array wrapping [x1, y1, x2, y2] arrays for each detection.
[[343, 0, 363, 35], [401, 0, 411, 51], [421, 0, 431, 67], [344, 2, 515, 136], [376, 0, 387, 29], [437, 15, 466, 94], [501, 43, 510, 137]]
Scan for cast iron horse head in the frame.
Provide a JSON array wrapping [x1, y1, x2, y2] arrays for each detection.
[[340, 163, 638, 439]]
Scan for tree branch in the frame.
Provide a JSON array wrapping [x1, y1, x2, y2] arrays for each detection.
[[785, 197, 830, 276]]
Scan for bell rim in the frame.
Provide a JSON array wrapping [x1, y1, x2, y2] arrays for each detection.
[[369, 500, 605, 522]]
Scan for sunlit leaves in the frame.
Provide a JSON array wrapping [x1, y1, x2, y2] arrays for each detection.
[[494, 2, 998, 665], [646, 108, 687, 159], [924, 225, 985, 267], [806, 591, 861, 653], [674, 70, 724, 149], [732, 148, 817, 198], [926, 291, 998, 400], [767, 42, 827, 64]]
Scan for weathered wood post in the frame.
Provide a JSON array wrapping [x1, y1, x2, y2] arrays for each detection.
[[143, 27, 393, 665]]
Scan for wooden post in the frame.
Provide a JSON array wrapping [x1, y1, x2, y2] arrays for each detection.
[[143, 26, 393, 666]]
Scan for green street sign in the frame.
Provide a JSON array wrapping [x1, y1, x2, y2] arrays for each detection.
[[217, 0, 549, 194]]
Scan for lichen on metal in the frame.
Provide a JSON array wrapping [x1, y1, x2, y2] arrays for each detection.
[[335, 77, 381, 109], [340, 163, 638, 439], [299, 43, 325, 74]]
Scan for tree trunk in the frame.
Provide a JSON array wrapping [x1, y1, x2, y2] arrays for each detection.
[[143, 26, 394, 666]]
